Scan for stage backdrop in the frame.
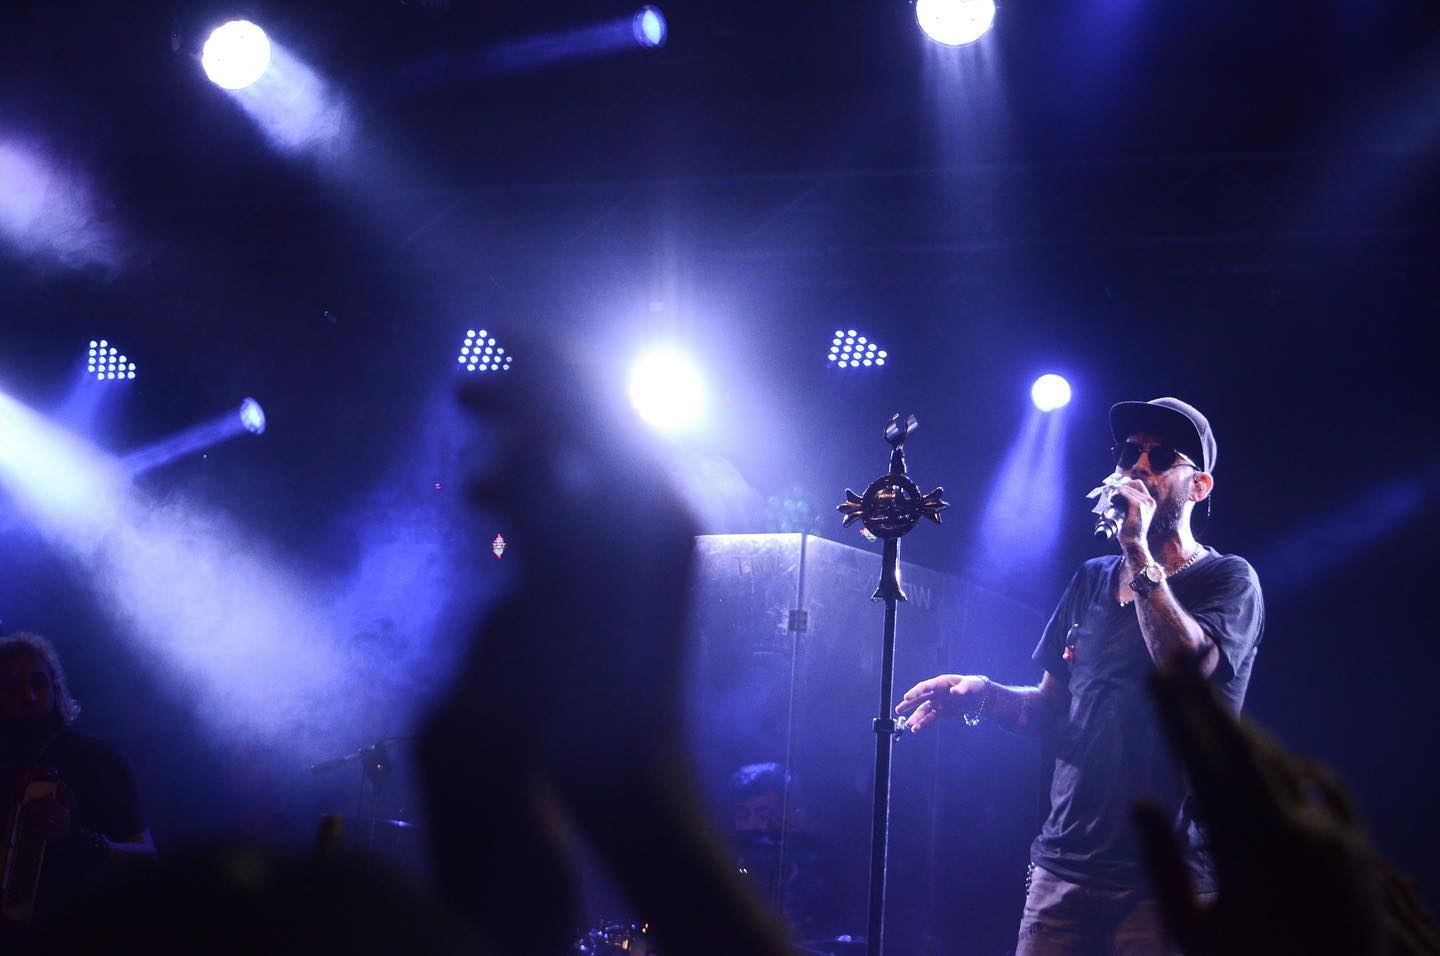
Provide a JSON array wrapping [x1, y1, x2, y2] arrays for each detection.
[[683, 533, 1049, 955]]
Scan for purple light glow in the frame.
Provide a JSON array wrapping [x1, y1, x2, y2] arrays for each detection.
[[0, 140, 125, 271], [221, 43, 352, 157], [974, 405, 1070, 580], [0, 386, 468, 757]]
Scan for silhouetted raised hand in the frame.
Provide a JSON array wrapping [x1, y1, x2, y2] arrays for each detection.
[[1135, 659, 1439, 956]]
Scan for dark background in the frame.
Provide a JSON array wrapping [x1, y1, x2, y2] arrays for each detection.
[[2, 0, 1438, 949]]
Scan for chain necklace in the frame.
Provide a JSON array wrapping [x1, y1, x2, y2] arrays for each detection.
[[1170, 545, 1204, 577], [1118, 545, 1204, 607]]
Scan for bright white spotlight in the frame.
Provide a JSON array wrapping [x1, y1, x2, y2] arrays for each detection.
[[916, 0, 996, 47], [826, 329, 888, 369], [628, 349, 706, 434], [240, 397, 267, 435], [633, 6, 667, 48], [1031, 374, 1072, 412], [201, 20, 272, 91], [85, 339, 138, 382], [457, 328, 513, 373]]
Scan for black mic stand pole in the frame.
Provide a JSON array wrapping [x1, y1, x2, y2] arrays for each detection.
[[837, 414, 948, 956]]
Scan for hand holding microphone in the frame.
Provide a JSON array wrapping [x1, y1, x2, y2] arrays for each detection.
[[1089, 474, 1131, 540], [1088, 474, 1156, 548]]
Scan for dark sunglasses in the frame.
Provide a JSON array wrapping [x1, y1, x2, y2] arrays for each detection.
[[1111, 441, 1198, 473]]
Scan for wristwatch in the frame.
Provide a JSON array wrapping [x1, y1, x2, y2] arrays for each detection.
[[1130, 561, 1165, 599]]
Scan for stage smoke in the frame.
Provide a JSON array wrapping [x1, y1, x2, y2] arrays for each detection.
[[0, 139, 126, 272], [0, 387, 491, 762]]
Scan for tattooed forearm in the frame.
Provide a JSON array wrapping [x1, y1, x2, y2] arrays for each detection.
[[985, 681, 1064, 738], [1132, 577, 1218, 675]]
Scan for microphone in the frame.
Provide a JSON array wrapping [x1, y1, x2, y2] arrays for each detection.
[[1093, 495, 1127, 540], [309, 735, 413, 775], [1087, 475, 1130, 540]]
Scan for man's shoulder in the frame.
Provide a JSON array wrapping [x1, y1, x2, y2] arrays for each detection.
[[1052, 555, 1121, 608], [1076, 554, 1122, 579], [1196, 548, 1261, 585]]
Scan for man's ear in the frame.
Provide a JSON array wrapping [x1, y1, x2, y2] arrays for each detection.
[[1191, 472, 1214, 502]]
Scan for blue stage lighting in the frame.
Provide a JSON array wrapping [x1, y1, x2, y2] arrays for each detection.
[[1031, 374, 1072, 412], [633, 6, 667, 48], [457, 329, 513, 374], [123, 397, 270, 476], [826, 329, 887, 369], [628, 348, 705, 434], [201, 20, 272, 90], [915, 0, 996, 47], [240, 398, 267, 435], [86, 340, 137, 382]]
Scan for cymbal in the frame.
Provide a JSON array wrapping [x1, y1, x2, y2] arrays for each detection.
[[337, 815, 420, 832], [797, 935, 866, 955]]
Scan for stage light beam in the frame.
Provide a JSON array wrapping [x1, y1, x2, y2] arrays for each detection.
[[976, 403, 1070, 582], [202, 20, 272, 90], [122, 398, 269, 476], [0, 141, 124, 271], [1031, 374, 1072, 412], [628, 349, 706, 434], [915, 0, 996, 47]]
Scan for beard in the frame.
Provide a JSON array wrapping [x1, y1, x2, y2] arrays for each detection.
[[1147, 476, 1192, 542]]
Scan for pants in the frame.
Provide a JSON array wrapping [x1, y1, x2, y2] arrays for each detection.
[[1015, 864, 1210, 956]]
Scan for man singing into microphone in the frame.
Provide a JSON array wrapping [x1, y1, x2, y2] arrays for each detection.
[[897, 397, 1264, 955]]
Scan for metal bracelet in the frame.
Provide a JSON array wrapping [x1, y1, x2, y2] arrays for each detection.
[[962, 676, 992, 727]]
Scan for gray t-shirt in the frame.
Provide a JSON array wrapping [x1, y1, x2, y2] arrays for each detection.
[[1029, 547, 1264, 891]]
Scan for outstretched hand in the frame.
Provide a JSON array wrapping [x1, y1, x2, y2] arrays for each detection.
[[895, 674, 988, 733]]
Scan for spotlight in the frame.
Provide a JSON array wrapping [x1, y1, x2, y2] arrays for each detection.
[[633, 6, 667, 48], [201, 20, 272, 90], [915, 0, 996, 47], [456, 329, 513, 373], [826, 329, 887, 369], [239, 397, 267, 435], [85, 340, 138, 382], [628, 348, 705, 434], [1031, 374, 1072, 412]]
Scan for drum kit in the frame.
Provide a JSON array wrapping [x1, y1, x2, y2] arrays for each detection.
[[571, 920, 864, 956], [570, 829, 863, 956], [572, 919, 660, 955]]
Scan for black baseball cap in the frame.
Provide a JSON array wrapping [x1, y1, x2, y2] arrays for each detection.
[[1108, 397, 1217, 473]]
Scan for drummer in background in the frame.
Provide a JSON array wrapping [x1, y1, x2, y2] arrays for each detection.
[[0, 632, 155, 926], [730, 762, 795, 836], [727, 762, 839, 941]]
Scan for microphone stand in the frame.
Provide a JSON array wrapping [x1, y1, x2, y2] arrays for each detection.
[[311, 735, 416, 859], [837, 414, 948, 956]]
